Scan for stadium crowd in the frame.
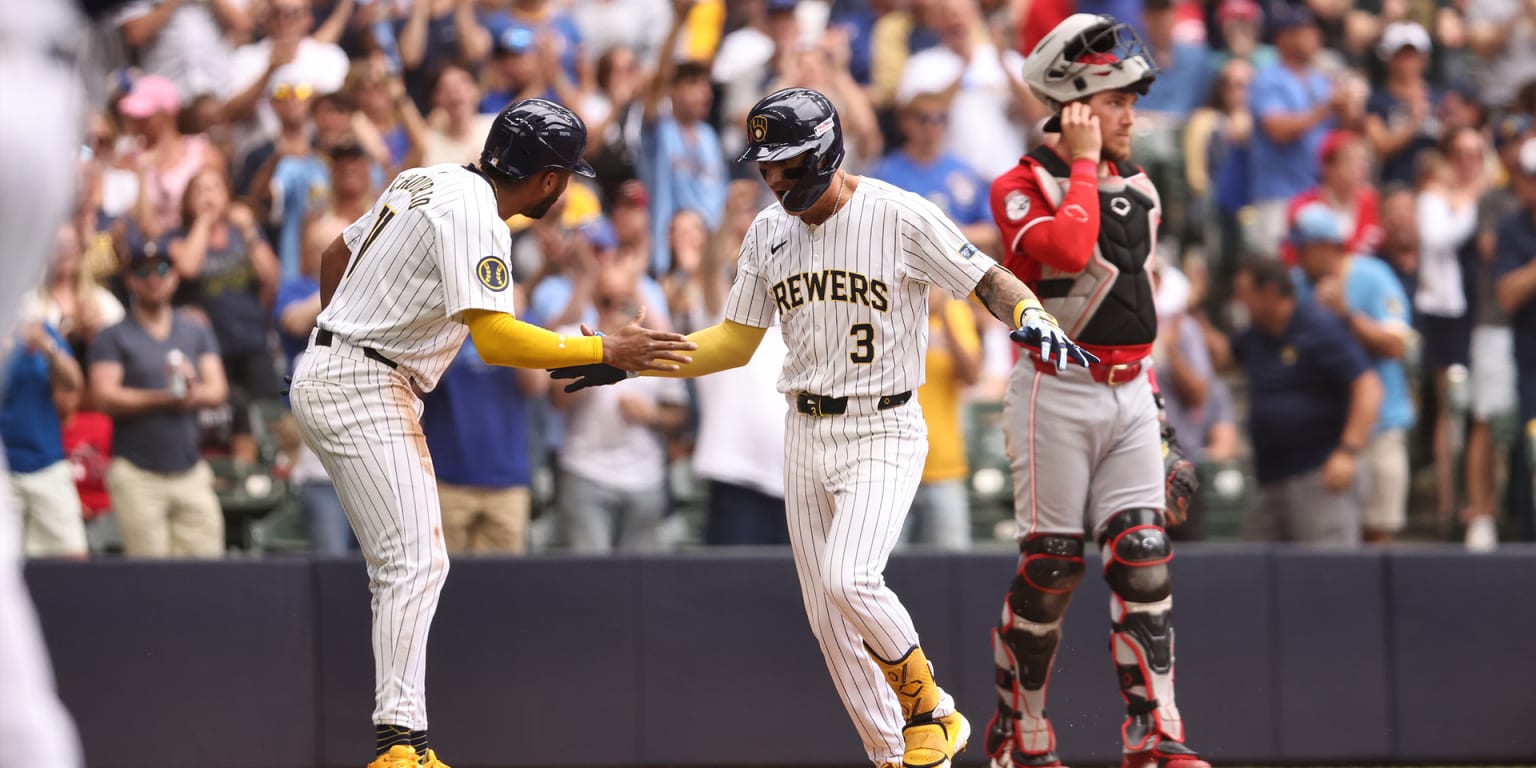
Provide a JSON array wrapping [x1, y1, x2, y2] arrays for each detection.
[[5, 0, 1536, 559]]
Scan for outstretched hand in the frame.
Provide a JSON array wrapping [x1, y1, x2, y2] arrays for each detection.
[[1010, 306, 1098, 370], [598, 306, 696, 373]]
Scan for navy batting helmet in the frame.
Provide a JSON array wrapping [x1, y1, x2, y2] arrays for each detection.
[[481, 98, 596, 179], [738, 88, 844, 212]]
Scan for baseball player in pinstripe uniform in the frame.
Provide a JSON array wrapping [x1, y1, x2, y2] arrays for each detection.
[[289, 98, 695, 768], [982, 16, 1208, 768], [553, 88, 1094, 768]]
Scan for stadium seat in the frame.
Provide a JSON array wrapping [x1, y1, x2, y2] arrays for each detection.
[[207, 456, 288, 553]]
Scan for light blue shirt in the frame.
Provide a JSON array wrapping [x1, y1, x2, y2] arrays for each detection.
[[869, 151, 989, 226], [1249, 62, 1333, 203], [1293, 256, 1417, 434], [639, 115, 727, 274], [271, 155, 330, 280]]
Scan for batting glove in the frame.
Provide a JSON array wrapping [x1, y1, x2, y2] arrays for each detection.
[[1010, 300, 1098, 370], [549, 363, 632, 392]]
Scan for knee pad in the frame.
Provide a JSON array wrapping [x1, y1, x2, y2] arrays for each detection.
[[1007, 534, 1085, 623], [1100, 508, 1172, 605]]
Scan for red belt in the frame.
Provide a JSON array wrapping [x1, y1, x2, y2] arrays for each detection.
[[1031, 355, 1144, 387]]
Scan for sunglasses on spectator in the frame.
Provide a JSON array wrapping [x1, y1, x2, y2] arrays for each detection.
[[273, 83, 315, 101], [132, 260, 173, 279]]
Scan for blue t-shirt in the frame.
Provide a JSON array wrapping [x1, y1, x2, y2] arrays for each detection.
[[271, 155, 331, 281], [1233, 301, 1371, 484], [1137, 42, 1213, 118], [1248, 62, 1333, 203], [1, 325, 71, 473], [869, 152, 989, 226], [831, 9, 876, 85], [1492, 209, 1536, 371], [272, 276, 320, 373], [528, 274, 671, 330], [1293, 256, 1417, 434], [420, 339, 533, 488], [638, 115, 728, 274], [480, 11, 583, 85]]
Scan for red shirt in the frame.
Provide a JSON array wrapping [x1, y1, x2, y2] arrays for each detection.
[[990, 149, 1157, 365], [1281, 186, 1382, 264], [62, 411, 112, 519]]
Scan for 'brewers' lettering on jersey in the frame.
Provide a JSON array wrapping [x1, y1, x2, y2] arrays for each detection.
[[316, 164, 517, 390], [771, 269, 890, 313], [723, 176, 994, 397]]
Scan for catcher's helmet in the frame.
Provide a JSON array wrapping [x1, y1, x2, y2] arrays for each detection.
[[1021, 14, 1158, 131], [738, 88, 845, 213], [481, 98, 596, 179]]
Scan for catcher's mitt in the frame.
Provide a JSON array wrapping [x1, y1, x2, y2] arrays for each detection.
[[1161, 422, 1199, 526]]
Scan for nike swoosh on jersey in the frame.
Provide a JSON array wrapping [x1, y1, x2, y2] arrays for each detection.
[[770, 240, 788, 254]]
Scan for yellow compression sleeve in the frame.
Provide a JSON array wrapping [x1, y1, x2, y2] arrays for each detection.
[[464, 310, 604, 369], [643, 320, 766, 378]]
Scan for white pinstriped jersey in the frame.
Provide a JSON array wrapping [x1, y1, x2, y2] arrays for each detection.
[[316, 163, 518, 390], [723, 176, 996, 398]]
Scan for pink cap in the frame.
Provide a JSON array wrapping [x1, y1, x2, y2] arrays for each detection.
[[118, 75, 181, 119], [1218, 0, 1263, 24]]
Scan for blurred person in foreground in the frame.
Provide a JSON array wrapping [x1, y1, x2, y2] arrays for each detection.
[[1232, 256, 1381, 545], [1289, 203, 1417, 545], [88, 241, 228, 558]]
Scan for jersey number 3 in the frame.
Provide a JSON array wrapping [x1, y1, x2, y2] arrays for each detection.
[[346, 205, 398, 278], [849, 323, 875, 364]]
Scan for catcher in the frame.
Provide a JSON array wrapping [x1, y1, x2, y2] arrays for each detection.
[[983, 14, 1206, 768]]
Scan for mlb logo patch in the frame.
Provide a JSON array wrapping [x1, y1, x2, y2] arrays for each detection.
[[958, 243, 979, 261]]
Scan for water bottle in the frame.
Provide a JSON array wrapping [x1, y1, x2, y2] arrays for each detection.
[[166, 350, 188, 399]]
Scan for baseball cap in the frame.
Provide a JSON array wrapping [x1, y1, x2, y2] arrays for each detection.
[[1290, 203, 1346, 246], [1318, 129, 1359, 165], [1269, 3, 1317, 34], [1217, 0, 1263, 24], [1377, 21, 1432, 60], [766, 0, 799, 14], [118, 75, 180, 119], [126, 236, 171, 268], [1493, 112, 1533, 152], [578, 217, 618, 251], [1521, 138, 1536, 176], [495, 24, 536, 56]]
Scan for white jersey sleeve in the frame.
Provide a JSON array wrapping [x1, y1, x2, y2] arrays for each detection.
[[434, 194, 517, 319], [723, 222, 778, 328], [897, 194, 996, 299]]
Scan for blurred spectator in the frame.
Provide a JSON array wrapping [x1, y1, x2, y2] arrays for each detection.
[[869, 0, 941, 111], [582, 46, 646, 202], [1231, 256, 1382, 546], [612, 178, 653, 255], [1464, 0, 1536, 111], [640, 1, 728, 274], [1247, 3, 1358, 257], [117, 0, 252, 102], [61, 411, 114, 531], [1375, 182, 1420, 295], [422, 62, 497, 166], [121, 74, 225, 240], [528, 215, 671, 331], [869, 91, 995, 251], [422, 332, 546, 556], [83, 111, 143, 223], [895, 0, 1029, 180], [397, 0, 493, 112], [1151, 263, 1239, 541], [713, 0, 799, 164], [1282, 130, 1382, 264], [1210, 0, 1275, 69], [166, 167, 280, 465], [241, 76, 329, 279], [223, 0, 350, 160], [2, 321, 87, 558], [1290, 203, 1418, 544], [661, 209, 714, 332], [484, 0, 588, 89], [1415, 126, 1489, 523], [571, 0, 671, 62], [22, 226, 126, 366], [88, 242, 227, 558], [342, 61, 426, 173], [1464, 115, 1535, 550], [1492, 139, 1536, 541], [478, 24, 550, 113], [902, 287, 979, 550], [1185, 56, 1256, 322], [1135, 0, 1213, 246], [551, 270, 689, 553], [829, 0, 889, 87], [1364, 21, 1442, 188]]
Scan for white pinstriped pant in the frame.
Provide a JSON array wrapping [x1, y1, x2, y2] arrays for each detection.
[[291, 344, 449, 730], [784, 397, 954, 765]]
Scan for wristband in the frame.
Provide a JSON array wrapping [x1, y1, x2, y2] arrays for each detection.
[[1012, 297, 1044, 329]]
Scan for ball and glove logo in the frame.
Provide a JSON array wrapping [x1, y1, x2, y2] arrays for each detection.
[[476, 256, 509, 292], [750, 115, 768, 143]]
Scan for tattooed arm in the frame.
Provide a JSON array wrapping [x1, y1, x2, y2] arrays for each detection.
[[974, 264, 1045, 329]]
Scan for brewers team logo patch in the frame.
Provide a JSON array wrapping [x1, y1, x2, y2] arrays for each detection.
[[750, 115, 768, 143], [476, 256, 509, 292]]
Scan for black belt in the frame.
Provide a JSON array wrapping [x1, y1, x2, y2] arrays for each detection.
[[795, 391, 911, 417], [315, 328, 399, 370]]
